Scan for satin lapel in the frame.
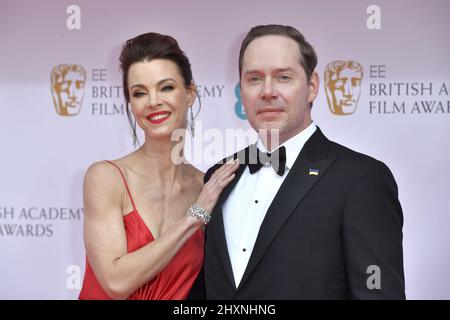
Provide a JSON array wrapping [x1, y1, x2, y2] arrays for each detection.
[[238, 128, 337, 288], [210, 148, 249, 290], [210, 207, 236, 290]]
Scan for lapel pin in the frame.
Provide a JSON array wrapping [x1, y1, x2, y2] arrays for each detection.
[[309, 168, 319, 176]]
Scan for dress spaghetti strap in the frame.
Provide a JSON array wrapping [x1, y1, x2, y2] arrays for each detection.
[[79, 160, 205, 300], [105, 160, 137, 211]]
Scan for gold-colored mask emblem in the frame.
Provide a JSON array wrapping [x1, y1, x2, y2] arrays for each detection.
[[50, 64, 86, 116], [324, 61, 363, 115]]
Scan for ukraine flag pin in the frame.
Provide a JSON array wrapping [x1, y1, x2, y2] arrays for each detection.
[[309, 169, 319, 176]]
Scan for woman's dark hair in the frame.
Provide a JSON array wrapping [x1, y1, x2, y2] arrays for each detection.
[[119, 32, 198, 146]]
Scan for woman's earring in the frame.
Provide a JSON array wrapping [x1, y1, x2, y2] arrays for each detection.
[[189, 106, 195, 138], [132, 117, 138, 147]]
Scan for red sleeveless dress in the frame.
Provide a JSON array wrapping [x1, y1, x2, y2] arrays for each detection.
[[79, 161, 204, 300]]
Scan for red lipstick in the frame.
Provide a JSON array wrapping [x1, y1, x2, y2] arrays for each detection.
[[146, 111, 171, 124]]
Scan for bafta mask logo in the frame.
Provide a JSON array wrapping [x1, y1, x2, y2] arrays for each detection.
[[324, 61, 363, 115], [50, 64, 86, 116]]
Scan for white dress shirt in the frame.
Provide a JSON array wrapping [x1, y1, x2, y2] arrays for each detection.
[[222, 122, 317, 287]]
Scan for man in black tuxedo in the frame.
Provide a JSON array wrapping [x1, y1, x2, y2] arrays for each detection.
[[198, 25, 405, 299]]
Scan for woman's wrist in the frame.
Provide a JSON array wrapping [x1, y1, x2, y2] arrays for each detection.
[[184, 214, 204, 229], [186, 203, 212, 225]]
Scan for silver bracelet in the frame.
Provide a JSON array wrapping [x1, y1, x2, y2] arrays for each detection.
[[186, 204, 211, 225]]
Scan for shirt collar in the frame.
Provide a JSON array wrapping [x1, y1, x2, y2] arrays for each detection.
[[256, 122, 317, 170]]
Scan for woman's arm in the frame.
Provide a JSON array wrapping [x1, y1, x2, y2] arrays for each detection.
[[83, 159, 238, 299]]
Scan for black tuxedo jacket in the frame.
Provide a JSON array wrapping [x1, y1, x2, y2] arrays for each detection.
[[192, 127, 405, 299]]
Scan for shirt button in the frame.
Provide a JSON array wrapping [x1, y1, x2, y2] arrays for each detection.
[[255, 200, 258, 204], [243, 248, 246, 252]]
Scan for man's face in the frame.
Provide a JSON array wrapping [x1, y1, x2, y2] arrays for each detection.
[[326, 66, 362, 115], [53, 70, 85, 116], [240, 35, 318, 146]]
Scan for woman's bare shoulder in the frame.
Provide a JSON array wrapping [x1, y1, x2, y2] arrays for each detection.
[[85, 160, 115, 182], [83, 160, 125, 203]]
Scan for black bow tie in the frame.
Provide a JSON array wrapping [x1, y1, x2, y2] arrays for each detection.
[[248, 145, 287, 176]]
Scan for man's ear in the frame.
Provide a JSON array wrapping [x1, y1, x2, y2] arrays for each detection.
[[307, 71, 320, 104]]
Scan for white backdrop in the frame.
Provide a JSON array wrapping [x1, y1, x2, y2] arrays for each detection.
[[0, 0, 449, 299]]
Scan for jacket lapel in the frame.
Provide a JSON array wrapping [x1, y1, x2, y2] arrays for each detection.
[[209, 148, 249, 290], [238, 128, 337, 289]]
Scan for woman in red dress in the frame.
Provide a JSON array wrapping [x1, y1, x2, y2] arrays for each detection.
[[79, 33, 239, 300]]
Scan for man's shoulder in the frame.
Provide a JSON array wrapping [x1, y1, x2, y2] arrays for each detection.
[[329, 140, 377, 162], [327, 139, 393, 178], [310, 127, 385, 169]]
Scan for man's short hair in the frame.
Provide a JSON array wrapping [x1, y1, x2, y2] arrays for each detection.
[[239, 24, 318, 82]]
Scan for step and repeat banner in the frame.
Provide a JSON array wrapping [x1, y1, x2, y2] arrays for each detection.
[[0, 0, 449, 299]]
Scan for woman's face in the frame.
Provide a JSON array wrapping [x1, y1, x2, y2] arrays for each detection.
[[127, 59, 195, 141]]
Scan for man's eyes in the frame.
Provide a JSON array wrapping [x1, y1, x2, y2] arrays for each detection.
[[278, 75, 291, 81], [248, 76, 261, 83], [246, 75, 291, 83]]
